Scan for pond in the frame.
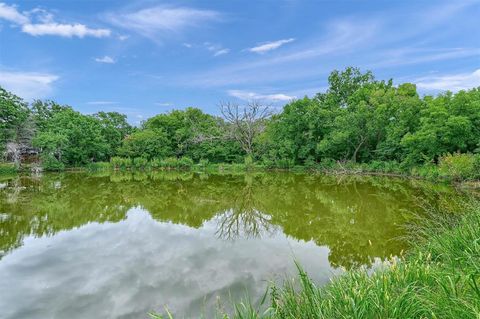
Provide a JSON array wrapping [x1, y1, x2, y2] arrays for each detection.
[[0, 171, 458, 318]]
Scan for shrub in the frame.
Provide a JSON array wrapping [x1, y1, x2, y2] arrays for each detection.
[[150, 158, 162, 169], [244, 155, 254, 170], [110, 156, 123, 170], [304, 157, 317, 170], [111, 157, 133, 170], [473, 154, 480, 179], [261, 158, 275, 169], [410, 164, 440, 180], [198, 159, 210, 170], [367, 160, 384, 171], [317, 158, 337, 170], [87, 162, 110, 171], [275, 158, 295, 169], [160, 157, 179, 169], [177, 156, 194, 169], [0, 163, 17, 174], [122, 158, 133, 169], [41, 153, 65, 171], [438, 153, 477, 181], [383, 161, 403, 174], [133, 157, 149, 170]]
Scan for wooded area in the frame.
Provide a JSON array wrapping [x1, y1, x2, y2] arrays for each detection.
[[2, 67, 480, 175]]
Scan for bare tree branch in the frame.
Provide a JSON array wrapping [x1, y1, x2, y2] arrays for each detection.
[[219, 100, 272, 155]]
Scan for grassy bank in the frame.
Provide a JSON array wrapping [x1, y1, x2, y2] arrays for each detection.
[[84, 152, 480, 184], [211, 200, 480, 319], [3, 152, 479, 184]]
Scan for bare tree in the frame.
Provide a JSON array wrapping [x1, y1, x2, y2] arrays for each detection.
[[219, 100, 272, 155], [5, 142, 21, 168], [215, 181, 276, 240], [188, 117, 225, 144], [4, 114, 37, 168]]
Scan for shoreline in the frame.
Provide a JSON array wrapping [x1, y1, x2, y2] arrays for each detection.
[[4, 163, 479, 190]]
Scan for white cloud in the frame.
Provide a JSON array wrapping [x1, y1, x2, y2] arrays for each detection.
[[27, 8, 54, 23], [184, 42, 230, 56], [415, 69, 480, 92], [204, 42, 229, 57], [22, 23, 110, 38], [106, 5, 220, 41], [227, 90, 295, 102], [369, 48, 480, 69], [0, 2, 29, 24], [0, 3, 111, 38], [213, 48, 229, 56], [0, 70, 59, 100], [94, 56, 116, 64], [155, 102, 173, 107], [180, 19, 378, 87], [248, 38, 295, 53], [87, 101, 117, 105]]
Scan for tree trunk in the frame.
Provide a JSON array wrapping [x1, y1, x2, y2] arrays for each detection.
[[352, 136, 366, 163]]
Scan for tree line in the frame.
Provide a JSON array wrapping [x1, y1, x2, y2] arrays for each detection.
[[1, 67, 480, 174]]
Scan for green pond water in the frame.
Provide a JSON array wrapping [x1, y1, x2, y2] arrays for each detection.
[[0, 171, 459, 318]]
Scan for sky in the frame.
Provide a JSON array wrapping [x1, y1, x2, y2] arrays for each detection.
[[0, 0, 479, 123]]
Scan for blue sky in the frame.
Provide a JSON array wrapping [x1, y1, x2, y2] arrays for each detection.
[[0, 0, 479, 123]]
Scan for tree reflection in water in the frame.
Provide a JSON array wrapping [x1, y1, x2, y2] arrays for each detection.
[[0, 171, 458, 268], [215, 176, 277, 240]]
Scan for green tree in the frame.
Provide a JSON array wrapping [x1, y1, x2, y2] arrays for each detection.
[[120, 129, 171, 160], [318, 66, 374, 107], [143, 107, 240, 161], [401, 89, 479, 164], [33, 107, 109, 165], [315, 68, 377, 162], [260, 97, 328, 164], [31, 100, 68, 131], [0, 87, 30, 154], [94, 111, 132, 158]]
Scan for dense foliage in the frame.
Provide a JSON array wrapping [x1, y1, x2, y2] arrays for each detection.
[[1, 67, 479, 177], [262, 70, 480, 167]]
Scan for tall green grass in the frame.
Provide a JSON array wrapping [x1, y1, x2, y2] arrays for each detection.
[[110, 156, 196, 170], [73, 153, 480, 182], [86, 161, 111, 171]]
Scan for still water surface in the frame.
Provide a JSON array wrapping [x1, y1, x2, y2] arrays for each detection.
[[0, 171, 457, 318]]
